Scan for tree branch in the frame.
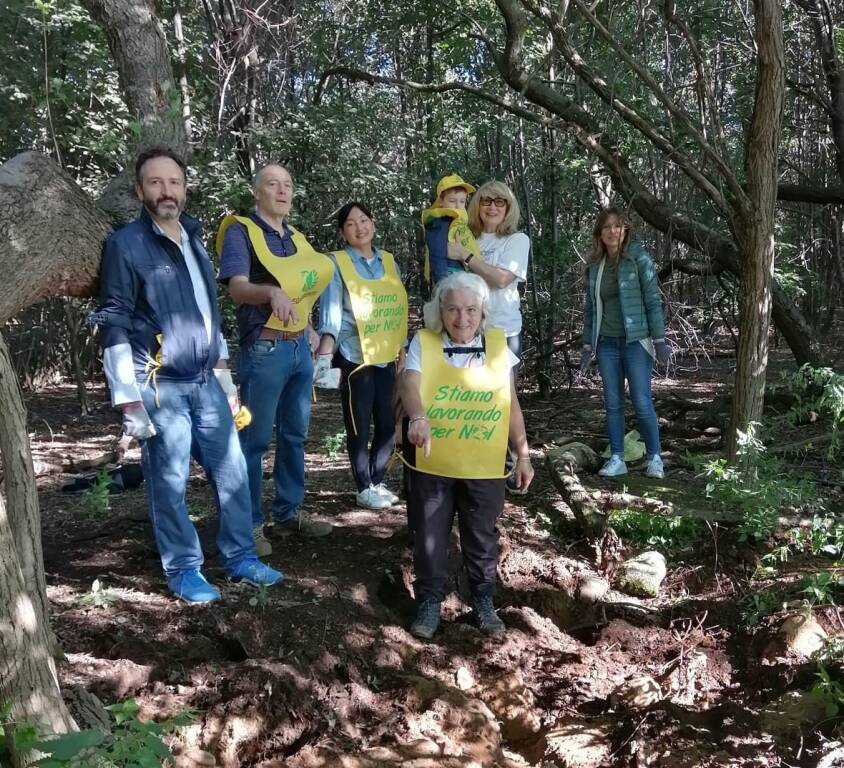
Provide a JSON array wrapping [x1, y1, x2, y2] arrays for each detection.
[[777, 183, 844, 204], [567, 0, 747, 208]]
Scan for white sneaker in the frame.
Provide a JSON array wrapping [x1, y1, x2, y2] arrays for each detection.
[[645, 454, 664, 479], [375, 483, 399, 505], [356, 486, 391, 510], [253, 525, 273, 557], [599, 454, 628, 477]]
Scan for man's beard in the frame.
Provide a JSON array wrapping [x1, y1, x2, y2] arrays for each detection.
[[147, 196, 183, 220]]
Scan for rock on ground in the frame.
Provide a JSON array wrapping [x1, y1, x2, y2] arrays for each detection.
[[616, 551, 667, 598]]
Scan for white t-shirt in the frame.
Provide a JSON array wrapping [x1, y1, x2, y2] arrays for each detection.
[[477, 231, 530, 337], [405, 332, 520, 372]]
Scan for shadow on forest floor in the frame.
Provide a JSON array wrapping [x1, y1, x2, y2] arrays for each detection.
[[26, 353, 844, 767]]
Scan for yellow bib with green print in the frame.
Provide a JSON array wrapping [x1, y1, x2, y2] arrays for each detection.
[[216, 215, 334, 333], [416, 328, 511, 479], [333, 250, 408, 366]]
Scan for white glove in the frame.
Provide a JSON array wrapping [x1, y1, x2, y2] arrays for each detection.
[[122, 404, 157, 441], [313, 355, 340, 389], [312, 354, 332, 383], [214, 368, 239, 413]]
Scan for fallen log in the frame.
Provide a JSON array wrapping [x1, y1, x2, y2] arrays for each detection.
[[545, 452, 605, 537]]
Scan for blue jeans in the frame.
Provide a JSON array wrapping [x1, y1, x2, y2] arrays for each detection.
[[595, 336, 661, 458], [237, 338, 313, 526], [139, 376, 256, 578]]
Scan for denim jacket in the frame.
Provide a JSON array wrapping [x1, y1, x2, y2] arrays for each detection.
[[90, 209, 223, 382]]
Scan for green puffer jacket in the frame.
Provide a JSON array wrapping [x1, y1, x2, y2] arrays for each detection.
[[582, 240, 665, 350]]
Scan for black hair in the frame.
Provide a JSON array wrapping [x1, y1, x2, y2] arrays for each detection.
[[135, 147, 187, 184], [336, 201, 373, 229]]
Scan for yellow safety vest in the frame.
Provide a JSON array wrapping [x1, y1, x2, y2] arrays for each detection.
[[333, 249, 408, 366], [416, 328, 511, 479], [216, 214, 334, 333], [420, 206, 481, 283]]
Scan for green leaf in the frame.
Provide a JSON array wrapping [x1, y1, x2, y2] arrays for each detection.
[[106, 698, 139, 724], [13, 723, 40, 753], [34, 729, 104, 759], [143, 732, 173, 758]]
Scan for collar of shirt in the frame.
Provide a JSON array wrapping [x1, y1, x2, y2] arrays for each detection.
[[151, 219, 189, 250], [344, 245, 384, 277], [251, 211, 291, 237], [345, 244, 381, 264]]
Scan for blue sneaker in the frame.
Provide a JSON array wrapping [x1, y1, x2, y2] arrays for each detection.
[[226, 557, 283, 586], [167, 569, 221, 603]]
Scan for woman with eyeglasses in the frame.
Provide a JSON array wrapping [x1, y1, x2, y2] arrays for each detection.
[[580, 207, 668, 480], [446, 181, 530, 362], [446, 180, 531, 493]]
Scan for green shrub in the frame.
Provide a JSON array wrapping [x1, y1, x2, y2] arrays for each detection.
[[0, 698, 193, 767]]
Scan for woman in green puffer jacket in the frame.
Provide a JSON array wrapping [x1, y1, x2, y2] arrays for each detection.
[[579, 208, 668, 479]]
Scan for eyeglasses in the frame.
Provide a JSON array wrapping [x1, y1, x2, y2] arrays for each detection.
[[480, 197, 508, 208]]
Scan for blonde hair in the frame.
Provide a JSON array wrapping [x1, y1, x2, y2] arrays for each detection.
[[589, 206, 632, 265], [468, 180, 520, 237], [422, 272, 489, 333]]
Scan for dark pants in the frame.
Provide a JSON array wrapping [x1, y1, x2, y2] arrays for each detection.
[[336, 354, 396, 492], [408, 469, 505, 603]]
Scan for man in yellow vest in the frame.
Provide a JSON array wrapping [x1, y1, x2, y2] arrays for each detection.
[[218, 163, 335, 555]]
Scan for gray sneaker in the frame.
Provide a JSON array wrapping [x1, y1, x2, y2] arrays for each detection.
[[645, 454, 664, 479], [271, 510, 333, 538], [253, 525, 272, 557], [598, 454, 628, 477]]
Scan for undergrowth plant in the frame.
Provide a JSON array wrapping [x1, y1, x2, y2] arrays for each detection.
[[0, 698, 193, 767], [75, 579, 118, 609], [739, 590, 785, 627], [80, 470, 111, 518], [322, 430, 345, 461], [607, 509, 703, 549], [699, 422, 818, 543], [786, 364, 844, 459]]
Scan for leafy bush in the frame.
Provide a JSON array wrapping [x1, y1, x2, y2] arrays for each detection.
[[608, 508, 703, 549], [0, 698, 193, 768], [699, 423, 818, 542], [786, 364, 844, 459]]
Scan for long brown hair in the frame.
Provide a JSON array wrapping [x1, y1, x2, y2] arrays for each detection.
[[589, 207, 632, 265]]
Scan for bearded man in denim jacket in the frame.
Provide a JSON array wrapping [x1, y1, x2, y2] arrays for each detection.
[[91, 148, 281, 603]]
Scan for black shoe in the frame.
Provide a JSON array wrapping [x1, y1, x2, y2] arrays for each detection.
[[473, 595, 505, 636], [410, 599, 442, 639]]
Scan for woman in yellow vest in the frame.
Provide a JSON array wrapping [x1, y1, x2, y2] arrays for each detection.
[[398, 272, 533, 639], [316, 202, 408, 510]]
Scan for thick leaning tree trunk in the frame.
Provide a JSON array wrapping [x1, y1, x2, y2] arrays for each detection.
[[0, 0, 187, 744], [727, 0, 784, 460], [0, 336, 76, 755]]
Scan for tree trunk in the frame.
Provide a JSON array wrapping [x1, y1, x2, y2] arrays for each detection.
[[726, 0, 784, 460], [0, 333, 51, 633], [80, 0, 187, 224], [0, 336, 75, 751], [0, 152, 112, 324], [0, 0, 188, 740]]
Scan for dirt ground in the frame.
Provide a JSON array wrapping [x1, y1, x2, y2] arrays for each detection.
[[26, 355, 844, 767]]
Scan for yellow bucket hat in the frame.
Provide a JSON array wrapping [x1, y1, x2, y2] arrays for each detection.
[[435, 173, 477, 198]]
